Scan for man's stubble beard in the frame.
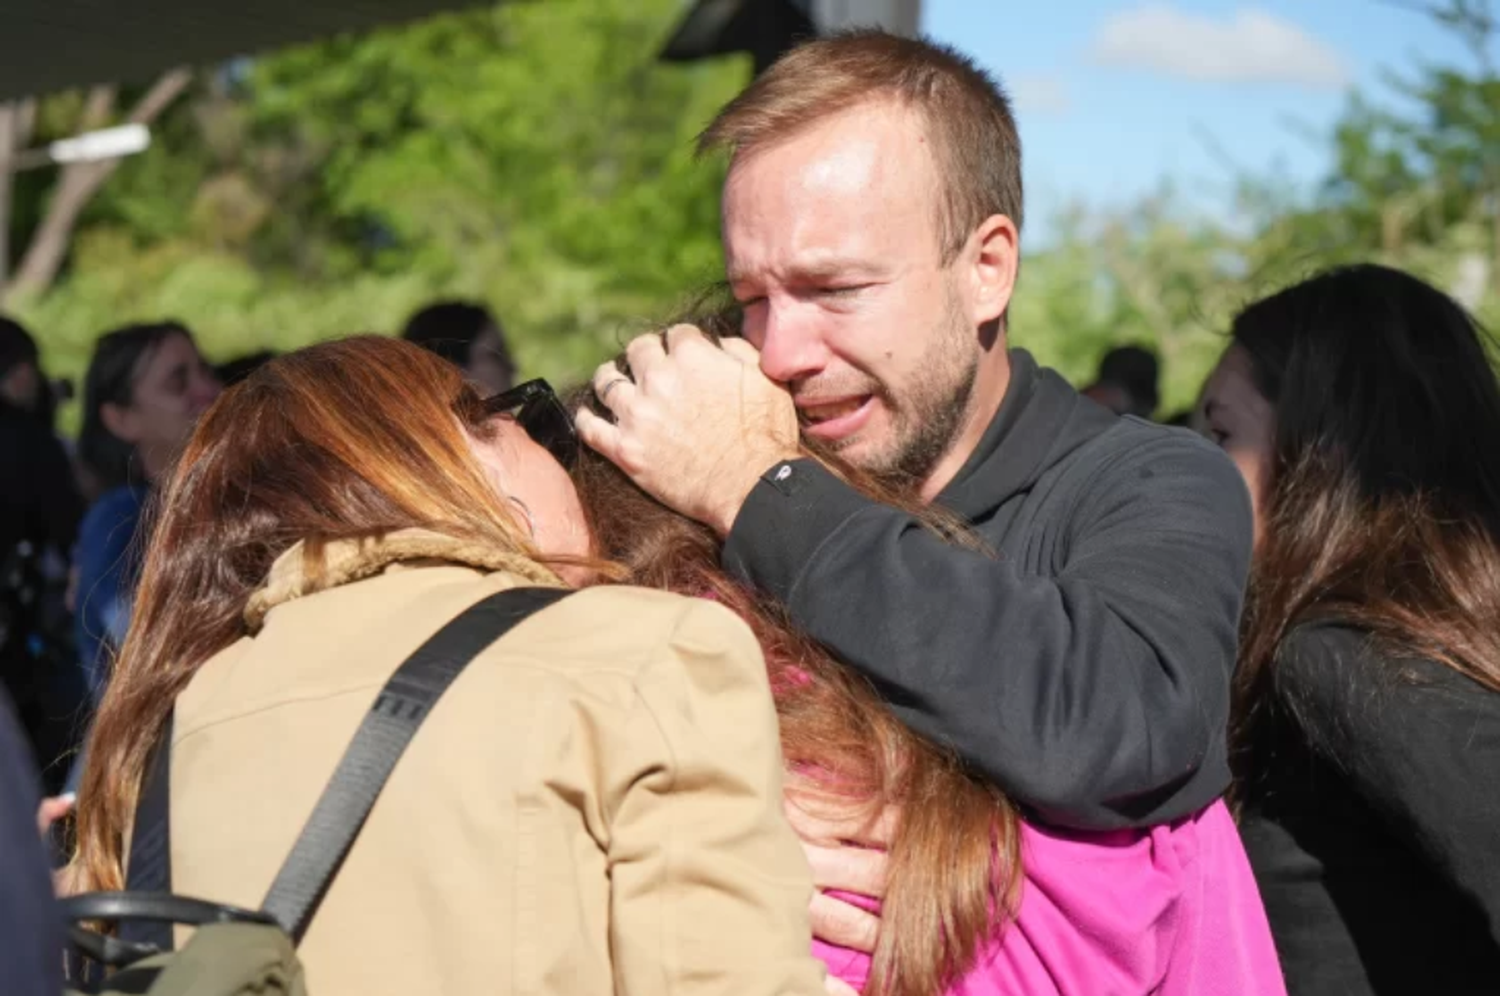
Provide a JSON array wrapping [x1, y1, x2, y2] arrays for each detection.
[[834, 285, 979, 496]]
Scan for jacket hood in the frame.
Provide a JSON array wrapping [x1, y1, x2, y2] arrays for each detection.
[[246, 527, 563, 631], [939, 349, 1119, 519]]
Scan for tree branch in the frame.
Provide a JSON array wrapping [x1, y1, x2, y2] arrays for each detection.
[[0, 104, 17, 290], [8, 68, 192, 301], [79, 85, 118, 132], [13, 97, 36, 152]]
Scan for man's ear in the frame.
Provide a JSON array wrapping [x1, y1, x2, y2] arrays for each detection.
[[966, 213, 1019, 328]]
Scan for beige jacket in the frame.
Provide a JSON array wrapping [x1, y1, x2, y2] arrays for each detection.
[[165, 530, 825, 996]]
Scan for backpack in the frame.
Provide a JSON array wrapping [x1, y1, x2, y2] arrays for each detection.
[[60, 586, 571, 996]]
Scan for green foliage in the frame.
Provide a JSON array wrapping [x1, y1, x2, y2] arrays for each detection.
[[1017, 0, 1500, 416], [10, 0, 1500, 429], [13, 0, 746, 407], [1011, 193, 1252, 414]]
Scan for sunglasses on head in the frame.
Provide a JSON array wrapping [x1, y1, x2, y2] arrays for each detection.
[[480, 379, 579, 469]]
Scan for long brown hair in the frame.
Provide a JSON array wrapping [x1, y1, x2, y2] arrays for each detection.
[[1229, 265, 1500, 787], [73, 336, 560, 893], [572, 316, 1020, 996]]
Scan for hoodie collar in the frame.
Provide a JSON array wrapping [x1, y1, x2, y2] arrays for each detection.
[[938, 349, 1113, 519]]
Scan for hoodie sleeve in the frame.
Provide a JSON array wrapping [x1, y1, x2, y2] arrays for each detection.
[[722, 432, 1252, 831]]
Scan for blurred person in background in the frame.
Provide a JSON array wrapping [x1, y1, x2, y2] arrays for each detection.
[[0, 685, 62, 996], [401, 300, 517, 395], [0, 316, 86, 791], [215, 348, 278, 388], [1, 315, 56, 424], [1, 313, 79, 434], [1081, 345, 1160, 419], [1201, 264, 1500, 993], [74, 322, 221, 703], [70, 336, 827, 996]]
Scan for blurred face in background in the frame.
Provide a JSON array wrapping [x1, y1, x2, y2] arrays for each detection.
[[0, 359, 41, 413], [1199, 344, 1276, 546], [1082, 382, 1130, 416], [102, 332, 223, 480], [467, 324, 516, 396]]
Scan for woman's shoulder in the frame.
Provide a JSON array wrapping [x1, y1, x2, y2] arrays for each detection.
[[78, 484, 146, 542], [1273, 620, 1500, 771], [549, 582, 753, 631], [967, 803, 1282, 996], [1278, 620, 1491, 698], [1279, 620, 1368, 661], [473, 584, 778, 744], [493, 583, 763, 677]]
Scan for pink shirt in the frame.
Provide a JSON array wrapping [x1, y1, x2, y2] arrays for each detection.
[[813, 801, 1285, 996]]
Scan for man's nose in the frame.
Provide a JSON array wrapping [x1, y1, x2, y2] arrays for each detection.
[[750, 302, 831, 386]]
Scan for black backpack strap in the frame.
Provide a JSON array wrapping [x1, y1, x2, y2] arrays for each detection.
[[119, 713, 175, 952], [261, 586, 569, 943]]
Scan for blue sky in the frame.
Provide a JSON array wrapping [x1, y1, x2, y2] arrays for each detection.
[[921, 0, 1498, 244]]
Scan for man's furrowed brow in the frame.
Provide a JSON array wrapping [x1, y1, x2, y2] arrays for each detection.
[[732, 257, 883, 287]]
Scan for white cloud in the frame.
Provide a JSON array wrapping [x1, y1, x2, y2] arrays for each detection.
[[1010, 74, 1072, 114], [1091, 4, 1351, 89]]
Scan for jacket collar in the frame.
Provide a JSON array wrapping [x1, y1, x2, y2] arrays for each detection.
[[938, 349, 1117, 519], [245, 528, 563, 631]]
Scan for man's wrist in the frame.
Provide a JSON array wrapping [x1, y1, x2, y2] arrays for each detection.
[[708, 452, 800, 537]]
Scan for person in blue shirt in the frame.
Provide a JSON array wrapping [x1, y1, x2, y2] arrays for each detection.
[[74, 323, 221, 699]]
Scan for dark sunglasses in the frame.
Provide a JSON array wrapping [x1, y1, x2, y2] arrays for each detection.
[[480, 379, 579, 469]]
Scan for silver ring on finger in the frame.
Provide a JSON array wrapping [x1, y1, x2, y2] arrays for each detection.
[[594, 375, 630, 402], [598, 377, 631, 404]]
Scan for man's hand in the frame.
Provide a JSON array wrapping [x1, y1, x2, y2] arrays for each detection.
[[575, 326, 800, 537], [784, 782, 899, 955]]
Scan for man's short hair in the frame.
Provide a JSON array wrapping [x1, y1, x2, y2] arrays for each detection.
[[699, 29, 1023, 264]]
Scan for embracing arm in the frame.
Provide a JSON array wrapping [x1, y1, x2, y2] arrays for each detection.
[[723, 436, 1252, 830]]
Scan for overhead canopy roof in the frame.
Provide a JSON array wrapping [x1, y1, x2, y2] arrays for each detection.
[[4, 0, 922, 103], [0, 0, 492, 101]]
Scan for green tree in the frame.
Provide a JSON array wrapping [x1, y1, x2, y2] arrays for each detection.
[[18, 0, 748, 396], [18, 0, 1500, 434], [1023, 0, 1500, 416]]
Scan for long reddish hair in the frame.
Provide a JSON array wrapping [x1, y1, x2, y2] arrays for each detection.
[[73, 336, 569, 894], [571, 315, 1021, 996]]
